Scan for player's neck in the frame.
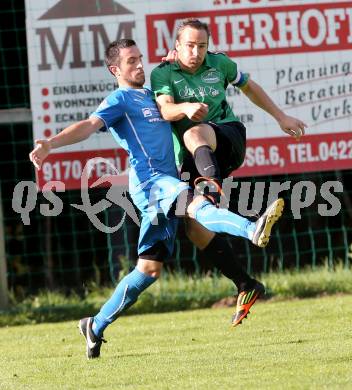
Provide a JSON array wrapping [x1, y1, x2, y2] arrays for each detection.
[[118, 81, 145, 89]]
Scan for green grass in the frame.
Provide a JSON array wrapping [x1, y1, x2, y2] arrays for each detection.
[[2, 265, 352, 327], [1, 294, 352, 390]]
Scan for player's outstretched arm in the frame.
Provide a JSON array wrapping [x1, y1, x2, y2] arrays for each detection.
[[29, 116, 104, 170], [240, 79, 307, 140]]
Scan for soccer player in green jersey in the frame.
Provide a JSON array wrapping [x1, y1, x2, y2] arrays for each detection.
[[151, 18, 307, 326]]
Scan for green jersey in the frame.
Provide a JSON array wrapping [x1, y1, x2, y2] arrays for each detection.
[[151, 51, 249, 138]]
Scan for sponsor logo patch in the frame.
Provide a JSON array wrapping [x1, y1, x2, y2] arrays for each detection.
[[142, 108, 153, 117], [201, 70, 221, 84]]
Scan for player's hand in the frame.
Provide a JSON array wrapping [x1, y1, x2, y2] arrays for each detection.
[[278, 115, 307, 141], [29, 139, 51, 170], [162, 49, 178, 63], [184, 103, 209, 122]]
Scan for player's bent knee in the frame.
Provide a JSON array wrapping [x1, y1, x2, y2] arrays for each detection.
[[137, 259, 163, 278], [137, 241, 168, 277], [183, 125, 216, 153]]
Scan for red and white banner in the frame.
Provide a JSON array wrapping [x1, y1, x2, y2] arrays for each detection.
[[25, 0, 352, 189]]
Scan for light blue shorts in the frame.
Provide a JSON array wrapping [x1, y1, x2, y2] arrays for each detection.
[[129, 173, 189, 258]]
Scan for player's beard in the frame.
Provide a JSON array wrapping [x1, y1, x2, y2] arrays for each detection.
[[128, 73, 145, 88]]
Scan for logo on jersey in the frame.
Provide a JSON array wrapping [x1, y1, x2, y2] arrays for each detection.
[[201, 70, 221, 84], [142, 108, 153, 117], [179, 85, 220, 100], [141, 107, 165, 122]]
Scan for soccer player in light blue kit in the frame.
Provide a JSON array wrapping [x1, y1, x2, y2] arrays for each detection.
[[29, 39, 284, 359]]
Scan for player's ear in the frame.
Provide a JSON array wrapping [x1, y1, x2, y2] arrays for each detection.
[[109, 65, 120, 77], [175, 40, 181, 51]]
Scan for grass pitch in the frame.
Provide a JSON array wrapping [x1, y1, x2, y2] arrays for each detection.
[[1, 294, 351, 390]]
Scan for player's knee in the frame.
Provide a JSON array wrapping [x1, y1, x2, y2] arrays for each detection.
[[138, 242, 168, 277], [137, 259, 163, 278], [183, 125, 216, 154]]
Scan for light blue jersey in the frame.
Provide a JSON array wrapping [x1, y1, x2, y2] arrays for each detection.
[[91, 87, 178, 186], [91, 86, 188, 257]]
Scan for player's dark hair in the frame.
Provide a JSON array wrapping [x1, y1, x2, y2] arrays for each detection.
[[105, 39, 137, 68], [176, 18, 210, 41]]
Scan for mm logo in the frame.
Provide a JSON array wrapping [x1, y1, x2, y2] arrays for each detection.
[[35, 0, 134, 70], [201, 70, 221, 84]]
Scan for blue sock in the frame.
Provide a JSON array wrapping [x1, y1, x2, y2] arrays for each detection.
[[194, 200, 256, 240], [92, 267, 157, 337]]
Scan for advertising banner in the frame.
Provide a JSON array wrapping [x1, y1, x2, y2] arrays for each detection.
[[25, 0, 352, 189]]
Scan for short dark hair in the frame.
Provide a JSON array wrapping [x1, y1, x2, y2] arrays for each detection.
[[105, 39, 136, 67], [176, 18, 210, 41]]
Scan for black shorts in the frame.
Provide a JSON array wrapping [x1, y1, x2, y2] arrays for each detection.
[[181, 121, 246, 185]]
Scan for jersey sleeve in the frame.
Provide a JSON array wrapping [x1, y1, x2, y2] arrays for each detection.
[[151, 64, 174, 98], [90, 91, 124, 131], [221, 54, 250, 88]]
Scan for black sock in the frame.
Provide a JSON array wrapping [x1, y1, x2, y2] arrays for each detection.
[[203, 234, 255, 292], [193, 145, 221, 182]]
